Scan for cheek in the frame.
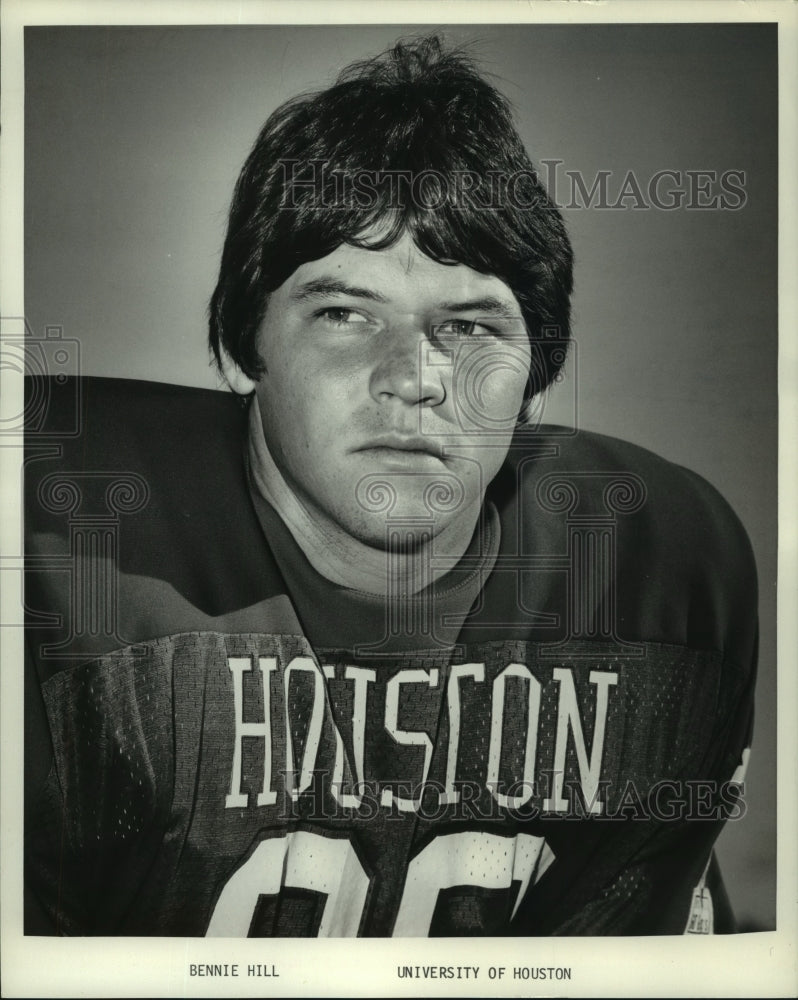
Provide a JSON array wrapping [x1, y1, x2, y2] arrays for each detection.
[[257, 368, 345, 467], [451, 347, 531, 432]]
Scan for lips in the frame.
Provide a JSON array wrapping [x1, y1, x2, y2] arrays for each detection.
[[354, 434, 444, 459]]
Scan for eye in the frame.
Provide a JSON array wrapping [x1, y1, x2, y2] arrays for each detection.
[[316, 307, 370, 327], [434, 319, 482, 339]]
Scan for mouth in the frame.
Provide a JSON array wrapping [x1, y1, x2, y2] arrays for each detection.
[[354, 435, 446, 465]]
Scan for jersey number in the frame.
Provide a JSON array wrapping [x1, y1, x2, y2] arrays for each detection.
[[206, 830, 553, 937]]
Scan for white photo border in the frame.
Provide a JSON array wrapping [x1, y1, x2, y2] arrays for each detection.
[[1, 1, 796, 997]]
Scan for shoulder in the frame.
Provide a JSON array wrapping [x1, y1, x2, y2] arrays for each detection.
[[25, 377, 273, 656], [26, 375, 246, 499], [26, 374, 244, 460], [26, 374, 253, 555], [526, 424, 752, 551], [493, 424, 758, 659]]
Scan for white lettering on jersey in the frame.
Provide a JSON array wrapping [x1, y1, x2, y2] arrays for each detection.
[[393, 831, 554, 936], [543, 668, 618, 815], [284, 657, 326, 800], [207, 829, 554, 937], [440, 663, 485, 806], [487, 663, 542, 809], [730, 746, 750, 785], [381, 668, 439, 811], [226, 656, 277, 808], [207, 831, 370, 937], [684, 855, 714, 934], [223, 655, 619, 816], [323, 664, 376, 808]]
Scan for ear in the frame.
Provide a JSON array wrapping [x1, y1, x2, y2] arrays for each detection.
[[219, 344, 258, 396]]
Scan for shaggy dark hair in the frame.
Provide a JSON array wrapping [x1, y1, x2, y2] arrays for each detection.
[[209, 35, 573, 407]]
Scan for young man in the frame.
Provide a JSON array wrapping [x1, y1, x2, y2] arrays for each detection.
[[25, 36, 757, 936]]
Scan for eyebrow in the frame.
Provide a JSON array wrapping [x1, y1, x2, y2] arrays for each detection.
[[290, 280, 519, 317], [290, 278, 390, 303], [436, 296, 520, 317]]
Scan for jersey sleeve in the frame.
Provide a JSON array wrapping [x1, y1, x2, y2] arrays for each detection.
[[537, 647, 755, 936], [506, 431, 759, 935]]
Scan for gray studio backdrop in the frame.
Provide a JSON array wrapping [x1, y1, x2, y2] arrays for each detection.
[[25, 23, 777, 930]]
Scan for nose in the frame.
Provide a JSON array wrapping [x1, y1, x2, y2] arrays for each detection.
[[368, 322, 447, 407]]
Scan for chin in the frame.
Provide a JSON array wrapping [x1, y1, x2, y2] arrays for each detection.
[[345, 506, 453, 552], [349, 472, 473, 526]]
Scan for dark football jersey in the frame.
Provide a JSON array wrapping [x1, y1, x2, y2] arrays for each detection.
[[24, 377, 757, 936]]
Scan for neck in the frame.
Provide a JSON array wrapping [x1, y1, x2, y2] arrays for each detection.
[[246, 398, 481, 596]]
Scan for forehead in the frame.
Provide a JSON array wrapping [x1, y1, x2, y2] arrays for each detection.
[[278, 231, 520, 310]]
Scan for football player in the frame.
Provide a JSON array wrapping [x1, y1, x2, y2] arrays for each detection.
[[25, 35, 757, 936]]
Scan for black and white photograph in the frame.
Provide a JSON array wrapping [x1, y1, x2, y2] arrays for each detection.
[[1, 0, 795, 996]]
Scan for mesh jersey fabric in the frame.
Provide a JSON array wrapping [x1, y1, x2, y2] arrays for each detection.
[[24, 376, 758, 936]]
